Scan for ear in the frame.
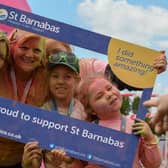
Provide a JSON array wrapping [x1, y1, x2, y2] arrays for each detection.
[[75, 74, 81, 83], [8, 29, 18, 44]]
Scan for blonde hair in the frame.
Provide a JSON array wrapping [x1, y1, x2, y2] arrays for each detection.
[[0, 30, 10, 61], [46, 38, 72, 57], [8, 29, 46, 67]]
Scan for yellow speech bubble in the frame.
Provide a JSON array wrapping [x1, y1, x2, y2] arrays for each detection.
[[108, 38, 159, 89]]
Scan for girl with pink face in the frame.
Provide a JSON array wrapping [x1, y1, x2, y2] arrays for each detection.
[[78, 74, 162, 168]]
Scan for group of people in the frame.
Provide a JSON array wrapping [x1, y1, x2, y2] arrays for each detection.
[[0, 28, 167, 168]]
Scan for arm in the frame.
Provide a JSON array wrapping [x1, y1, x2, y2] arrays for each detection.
[[132, 118, 162, 168], [143, 94, 168, 134]]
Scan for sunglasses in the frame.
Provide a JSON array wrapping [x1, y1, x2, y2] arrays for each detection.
[[48, 51, 79, 65]]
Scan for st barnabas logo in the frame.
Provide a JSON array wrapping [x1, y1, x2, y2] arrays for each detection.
[[0, 9, 8, 20]]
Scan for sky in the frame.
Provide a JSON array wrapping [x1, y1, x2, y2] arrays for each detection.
[[3, 0, 168, 95], [27, 0, 168, 95]]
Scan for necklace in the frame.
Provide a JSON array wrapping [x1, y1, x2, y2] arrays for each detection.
[[10, 68, 32, 103], [51, 98, 74, 117]]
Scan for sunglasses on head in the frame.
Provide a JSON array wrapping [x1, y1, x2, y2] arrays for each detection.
[[48, 51, 78, 65]]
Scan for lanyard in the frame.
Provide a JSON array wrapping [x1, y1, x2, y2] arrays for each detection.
[[51, 98, 74, 117], [120, 115, 126, 132], [10, 68, 32, 103]]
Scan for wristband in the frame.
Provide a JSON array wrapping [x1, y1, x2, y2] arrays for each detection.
[[146, 135, 159, 145]]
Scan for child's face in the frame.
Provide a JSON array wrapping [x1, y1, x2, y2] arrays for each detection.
[[12, 38, 43, 73], [49, 65, 77, 101], [0, 39, 7, 69], [88, 78, 122, 119]]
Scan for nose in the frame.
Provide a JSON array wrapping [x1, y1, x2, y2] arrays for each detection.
[[25, 49, 34, 58], [56, 76, 64, 83], [105, 91, 112, 99]]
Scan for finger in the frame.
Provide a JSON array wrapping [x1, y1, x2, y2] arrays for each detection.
[[132, 126, 144, 132], [56, 150, 66, 157], [51, 149, 67, 161], [134, 118, 144, 123], [153, 62, 167, 73], [51, 149, 65, 155], [29, 153, 42, 160], [25, 147, 43, 158], [23, 153, 42, 167], [132, 122, 144, 127], [133, 129, 146, 136], [159, 50, 166, 54], [158, 50, 166, 59], [24, 141, 39, 147], [24, 142, 39, 151], [32, 158, 42, 168], [154, 54, 166, 62], [154, 121, 163, 134], [143, 99, 159, 108], [151, 108, 164, 125], [163, 114, 168, 131], [153, 62, 166, 69]]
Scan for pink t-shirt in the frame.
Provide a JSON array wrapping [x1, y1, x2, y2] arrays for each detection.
[[85, 115, 162, 168]]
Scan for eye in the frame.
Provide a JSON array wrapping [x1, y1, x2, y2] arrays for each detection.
[[107, 86, 112, 91], [95, 92, 103, 100], [19, 46, 28, 51], [51, 73, 59, 79], [33, 48, 42, 54], [64, 74, 73, 80]]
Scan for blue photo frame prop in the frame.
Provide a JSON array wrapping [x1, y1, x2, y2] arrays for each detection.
[[0, 4, 156, 167]]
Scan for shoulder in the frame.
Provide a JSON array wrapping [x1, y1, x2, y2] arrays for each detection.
[[72, 98, 87, 120], [41, 100, 53, 111]]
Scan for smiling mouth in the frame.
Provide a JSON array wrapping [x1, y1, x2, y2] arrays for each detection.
[[56, 87, 67, 91], [22, 57, 34, 64], [110, 97, 117, 105]]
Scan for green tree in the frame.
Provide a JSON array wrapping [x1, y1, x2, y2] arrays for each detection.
[[121, 96, 131, 115], [132, 96, 140, 114]]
